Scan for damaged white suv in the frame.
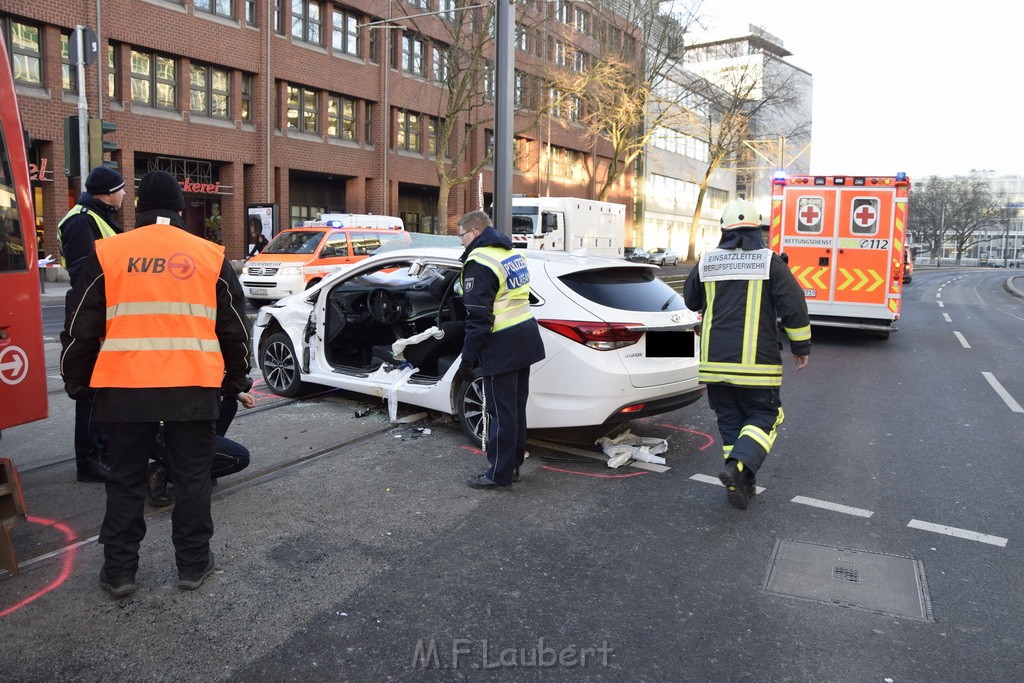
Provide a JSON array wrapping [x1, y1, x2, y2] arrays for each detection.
[[252, 239, 703, 441]]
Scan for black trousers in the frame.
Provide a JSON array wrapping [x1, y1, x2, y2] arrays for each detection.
[[100, 420, 216, 576], [482, 367, 530, 486], [73, 390, 107, 466], [706, 384, 785, 473]]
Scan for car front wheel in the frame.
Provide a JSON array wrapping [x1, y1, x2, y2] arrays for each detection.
[[261, 331, 304, 397], [455, 375, 486, 444]]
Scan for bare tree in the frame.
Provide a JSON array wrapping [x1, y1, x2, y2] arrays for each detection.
[[546, 4, 811, 260], [910, 175, 999, 264]]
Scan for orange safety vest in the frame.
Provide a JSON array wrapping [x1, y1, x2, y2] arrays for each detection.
[[91, 222, 226, 389]]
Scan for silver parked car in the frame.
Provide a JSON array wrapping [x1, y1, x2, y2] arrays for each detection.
[[647, 248, 679, 266]]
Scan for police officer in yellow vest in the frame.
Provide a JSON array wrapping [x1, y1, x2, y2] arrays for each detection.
[[456, 210, 545, 490], [683, 199, 811, 510], [60, 170, 251, 597], [58, 167, 126, 483], [58, 166, 125, 286]]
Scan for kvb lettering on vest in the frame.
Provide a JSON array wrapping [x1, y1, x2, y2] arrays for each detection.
[[128, 256, 167, 273]]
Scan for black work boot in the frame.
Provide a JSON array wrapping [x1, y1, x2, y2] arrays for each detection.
[[147, 461, 173, 506], [77, 454, 111, 483], [718, 459, 751, 510], [99, 569, 137, 598]]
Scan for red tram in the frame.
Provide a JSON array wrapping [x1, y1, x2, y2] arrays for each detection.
[[0, 31, 48, 432]]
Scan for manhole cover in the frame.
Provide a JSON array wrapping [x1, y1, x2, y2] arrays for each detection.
[[764, 540, 933, 621]]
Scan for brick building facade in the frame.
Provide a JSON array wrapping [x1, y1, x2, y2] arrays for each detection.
[[3, 0, 633, 261]]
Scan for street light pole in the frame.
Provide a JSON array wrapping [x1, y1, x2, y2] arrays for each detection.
[[492, 0, 514, 236]]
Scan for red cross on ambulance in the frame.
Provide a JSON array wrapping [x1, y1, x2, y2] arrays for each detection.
[[798, 198, 822, 228], [852, 198, 879, 230]]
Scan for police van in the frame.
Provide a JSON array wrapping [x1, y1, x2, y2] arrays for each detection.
[[241, 214, 406, 305]]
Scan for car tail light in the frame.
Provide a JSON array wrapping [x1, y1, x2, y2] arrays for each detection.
[[538, 319, 644, 351]]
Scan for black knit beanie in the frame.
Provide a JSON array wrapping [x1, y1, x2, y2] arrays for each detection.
[[85, 167, 125, 195], [136, 170, 185, 213]]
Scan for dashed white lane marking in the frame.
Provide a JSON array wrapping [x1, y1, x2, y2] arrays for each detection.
[[907, 519, 1008, 547], [690, 473, 764, 495], [953, 331, 971, 348], [791, 495, 874, 518], [942, 313, 952, 322], [982, 371, 1024, 413], [937, 301, 944, 308]]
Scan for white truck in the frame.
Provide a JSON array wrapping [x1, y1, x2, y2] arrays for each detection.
[[510, 197, 625, 258]]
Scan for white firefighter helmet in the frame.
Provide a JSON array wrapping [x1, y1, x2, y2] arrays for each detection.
[[720, 199, 763, 230]]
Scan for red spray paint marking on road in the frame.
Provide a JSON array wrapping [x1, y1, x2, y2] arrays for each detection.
[[0, 516, 78, 619]]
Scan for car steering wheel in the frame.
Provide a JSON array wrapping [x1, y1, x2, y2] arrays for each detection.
[[368, 288, 403, 324]]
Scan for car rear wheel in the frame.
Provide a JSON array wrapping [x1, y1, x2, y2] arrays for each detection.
[[455, 375, 486, 444], [261, 331, 304, 397]]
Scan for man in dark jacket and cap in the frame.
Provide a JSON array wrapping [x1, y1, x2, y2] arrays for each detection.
[[60, 170, 251, 597], [683, 199, 811, 510], [57, 166, 126, 483], [456, 210, 545, 489]]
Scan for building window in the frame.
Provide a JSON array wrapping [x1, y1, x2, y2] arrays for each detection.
[[483, 61, 494, 101], [292, 0, 322, 44], [432, 46, 447, 83], [107, 44, 119, 99], [195, 0, 233, 18], [439, 0, 455, 21], [364, 102, 373, 143], [61, 32, 78, 94], [573, 7, 590, 34], [484, 129, 494, 165], [245, 0, 258, 25], [190, 63, 230, 118], [274, 0, 285, 33], [407, 0, 428, 8], [427, 116, 444, 156], [131, 49, 177, 109], [287, 85, 319, 133], [368, 27, 379, 63], [332, 8, 360, 56], [396, 110, 419, 151], [513, 137, 531, 171], [241, 73, 252, 121], [6, 20, 42, 86], [515, 23, 531, 53], [401, 34, 425, 77], [327, 95, 355, 140]]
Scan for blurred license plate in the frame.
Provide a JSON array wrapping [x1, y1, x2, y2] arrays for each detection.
[[249, 287, 268, 296], [645, 330, 695, 358]]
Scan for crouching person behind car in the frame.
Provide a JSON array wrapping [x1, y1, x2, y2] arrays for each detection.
[[60, 170, 251, 597], [148, 390, 256, 506], [455, 210, 545, 490]]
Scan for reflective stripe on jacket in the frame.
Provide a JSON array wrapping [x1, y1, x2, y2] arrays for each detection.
[[463, 246, 534, 332], [91, 223, 226, 389], [690, 250, 810, 388], [57, 205, 117, 267]]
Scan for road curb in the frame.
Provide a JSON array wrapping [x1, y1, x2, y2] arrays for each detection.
[[1004, 276, 1024, 300]]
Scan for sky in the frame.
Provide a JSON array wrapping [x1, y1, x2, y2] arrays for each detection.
[[697, 0, 1024, 179]]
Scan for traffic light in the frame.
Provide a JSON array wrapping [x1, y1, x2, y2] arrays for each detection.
[[63, 115, 80, 177], [87, 117, 118, 170]]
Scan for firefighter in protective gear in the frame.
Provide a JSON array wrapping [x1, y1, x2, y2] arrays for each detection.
[[457, 210, 545, 489], [60, 170, 251, 596], [683, 199, 810, 509]]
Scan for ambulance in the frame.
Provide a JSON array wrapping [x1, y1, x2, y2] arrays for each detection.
[[769, 173, 911, 338], [241, 214, 406, 305]]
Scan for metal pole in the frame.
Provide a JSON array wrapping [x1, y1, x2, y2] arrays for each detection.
[[382, 0, 392, 215], [265, 0, 272, 199], [76, 26, 89, 181], [96, 0, 103, 118], [492, 0, 514, 235]]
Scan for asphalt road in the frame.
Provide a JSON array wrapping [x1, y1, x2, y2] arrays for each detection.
[[5, 267, 1023, 680]]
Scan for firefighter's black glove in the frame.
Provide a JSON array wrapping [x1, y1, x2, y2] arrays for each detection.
[[458, 359, 476, 382]]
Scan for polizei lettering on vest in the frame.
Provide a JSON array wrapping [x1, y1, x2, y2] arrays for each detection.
[[502, 255, 530, 289], [128, 256, 167, 273]]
